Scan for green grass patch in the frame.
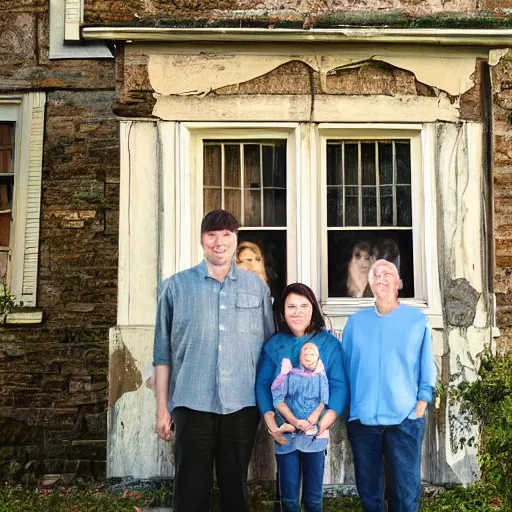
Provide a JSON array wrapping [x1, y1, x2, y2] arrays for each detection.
[[0, 481, 506, 512]]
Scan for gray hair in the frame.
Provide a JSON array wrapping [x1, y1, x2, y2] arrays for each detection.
[[368, 259, 399, 288]]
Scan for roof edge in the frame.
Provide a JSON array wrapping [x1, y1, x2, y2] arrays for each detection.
[[82, 27, 512, 46]]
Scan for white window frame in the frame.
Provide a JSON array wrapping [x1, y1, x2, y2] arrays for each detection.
[[161, 122, 301, 285], [0, 93, 45, 309], [162, 121, 442, 325], [49, 0, 112, 59], [319, 123, 442, 322]]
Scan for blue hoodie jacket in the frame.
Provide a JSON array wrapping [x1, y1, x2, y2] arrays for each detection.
[[342, 303, 437, 426]]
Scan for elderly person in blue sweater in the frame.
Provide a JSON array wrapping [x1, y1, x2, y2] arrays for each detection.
[[342, 259, 436, 512], [257, 283, 348, 512]]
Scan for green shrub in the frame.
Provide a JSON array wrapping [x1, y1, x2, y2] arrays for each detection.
[[457, 351, 512, 506]]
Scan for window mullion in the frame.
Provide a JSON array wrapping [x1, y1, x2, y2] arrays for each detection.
[[260, 144, 264, 226], [392, 141, 397, 226], [375, 142, 381, 227], [342, 142, 345, 227], [240, 144, 245, 226], [358, 141, 362, 226], [221, 143, 225, 209]]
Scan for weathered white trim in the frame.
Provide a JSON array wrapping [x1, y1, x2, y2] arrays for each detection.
[[49, 0, 112, 59], [153, 95, 460, 123], [6, 93, 46, 308], [117, 121, 160, 325], [4, 310, 43, 324], [318, 124, 442, 318], [83, 27, 512, 47], [64, 0, 82, 41]]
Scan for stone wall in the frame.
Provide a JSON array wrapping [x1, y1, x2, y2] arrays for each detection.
[[0, 1, 118, 483], [83, 0, 512, 26], [493, 49, 512, 355]]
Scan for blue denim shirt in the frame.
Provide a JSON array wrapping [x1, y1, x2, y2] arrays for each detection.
[[153, 260, 275, 415]]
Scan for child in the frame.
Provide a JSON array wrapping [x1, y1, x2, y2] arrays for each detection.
[[267, 342, 330, 449]]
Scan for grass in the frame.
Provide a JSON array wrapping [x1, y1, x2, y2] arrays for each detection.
[[0, 482, 505, 511]]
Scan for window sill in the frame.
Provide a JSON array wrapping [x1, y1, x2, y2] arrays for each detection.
[[1, 309, 43, 325]]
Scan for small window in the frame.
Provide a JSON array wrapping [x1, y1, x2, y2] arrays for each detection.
[[203, 140, 287, 299], [326, 140, 414, 298], [0, 123, 14, 284]]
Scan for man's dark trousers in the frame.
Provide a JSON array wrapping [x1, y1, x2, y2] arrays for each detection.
[[172, 406, 260, 512]]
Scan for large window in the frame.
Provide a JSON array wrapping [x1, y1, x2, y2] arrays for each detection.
[[0, 94, 45, 311], [170, 122, 440, 320], [326, 140, 414, 298], [203, 140, 287, 299]]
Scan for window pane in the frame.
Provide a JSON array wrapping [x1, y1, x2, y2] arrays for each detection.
[[274, 143, 286, 189], [361, 143, 376, 185], [397, 185, 412, 226], [328, 230, 414, 298], [0, 250, 7, 281], [204, 188, 221, 213], [244, 190, 261, 227], [327, 144, 342, 186], [244, 144, 260, 189], [0, 181, 12, 246], [327, 187, 343, 227], [264, 189, 286, 227], [203, 145, 221, 186], [224, 145, 240, 187], [204, 140, 286, 228], [362, 187, 377, 226], [0, 123, 14, 174], [262, 145, 274, 187], [396, 142, 411, 184], [237, 230, 287, 300], [378, 142, 393, 184], [380, 186, 393, 226], [345, 186, 358, 226], [344, 143, 358, 186], [225, 188, 241, 220]]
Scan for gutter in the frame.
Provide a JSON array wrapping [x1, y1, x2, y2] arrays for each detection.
[[82, 27, 512, 46]]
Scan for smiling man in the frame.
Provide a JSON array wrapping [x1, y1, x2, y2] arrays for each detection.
[[342, 259, 437, 512], [153, 209, 275, 512]]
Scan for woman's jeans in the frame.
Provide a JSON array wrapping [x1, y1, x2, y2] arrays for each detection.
[[276, 449, 325, 512], [347, 417, 425, 512]]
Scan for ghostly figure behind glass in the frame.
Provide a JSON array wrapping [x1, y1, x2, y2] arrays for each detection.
[[236, 241, 268, 283], [346, 241, 373, 298]]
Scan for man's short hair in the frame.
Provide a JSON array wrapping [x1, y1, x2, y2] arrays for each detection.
[[201, 209, 239, 236], [368, 259, 399, 287]]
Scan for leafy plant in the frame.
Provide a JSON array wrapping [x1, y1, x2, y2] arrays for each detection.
[[456, 350, 512, 506], [0, 281, 16, 315]]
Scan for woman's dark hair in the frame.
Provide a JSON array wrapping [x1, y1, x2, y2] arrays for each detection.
[[278, 283, 325, 335]]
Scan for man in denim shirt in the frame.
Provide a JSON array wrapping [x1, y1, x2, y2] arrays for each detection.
[[153, 209, 275, 512]]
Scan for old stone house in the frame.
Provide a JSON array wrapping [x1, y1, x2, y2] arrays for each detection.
[[1, 0, 512, 490]]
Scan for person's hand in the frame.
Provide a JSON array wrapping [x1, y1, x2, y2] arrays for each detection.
[[317, 409, 338, 436], [268, 423, 295, 445], [156, 407, 173, 441], [295, 419, 312, 432], [415, 400, 428, 419]]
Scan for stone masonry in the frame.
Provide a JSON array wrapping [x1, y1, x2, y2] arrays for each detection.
[[0, 2, 118, 482]]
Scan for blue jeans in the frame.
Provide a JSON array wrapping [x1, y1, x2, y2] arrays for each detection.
[[276, 449, 325, 512], [347, 417, 425, 512]]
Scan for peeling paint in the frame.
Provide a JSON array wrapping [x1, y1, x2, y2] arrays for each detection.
[[444, 278, 480, 329], [146, 45, 486, 99], [109, 342, 142, 407]]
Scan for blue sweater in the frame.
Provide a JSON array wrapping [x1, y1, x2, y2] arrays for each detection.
[[342, 304, 437, 426], [256, 329, 349, 418]]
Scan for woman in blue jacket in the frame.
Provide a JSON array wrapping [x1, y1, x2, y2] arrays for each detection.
[[256, 283, 348, 512], [342, 259, 437, 512]]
